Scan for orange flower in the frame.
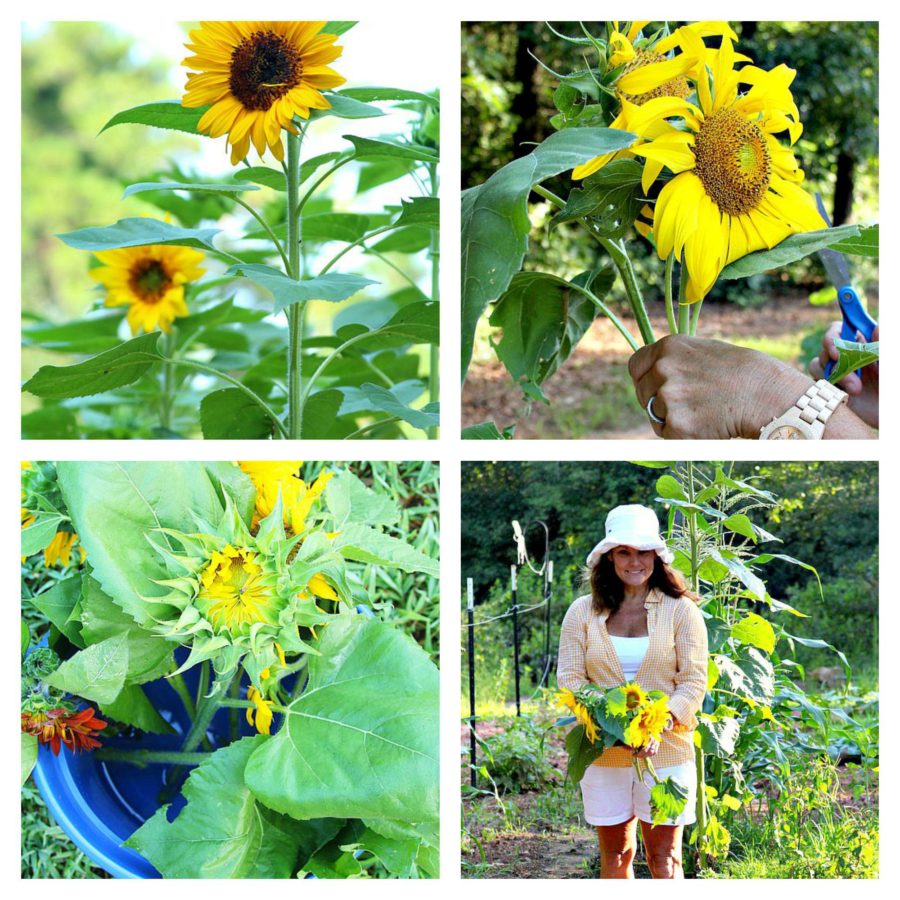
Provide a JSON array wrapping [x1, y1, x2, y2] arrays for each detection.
[[21, 706, 107, 755]]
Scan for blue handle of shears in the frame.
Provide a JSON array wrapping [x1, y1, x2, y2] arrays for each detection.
[[824, 284, 877, 378]]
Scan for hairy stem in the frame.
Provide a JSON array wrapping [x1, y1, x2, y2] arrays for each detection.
[[94, 750, 212, 768], [168, 672, 195, 719], [664, 254, 677, 335], [427, 161, 440, 439], [234, 198, 291, 273], [286, 129, 304, 439]]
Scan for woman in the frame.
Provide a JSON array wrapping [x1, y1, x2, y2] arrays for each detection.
[[558, 504, 708, 879]]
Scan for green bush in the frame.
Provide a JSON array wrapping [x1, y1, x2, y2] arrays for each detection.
[[478, 716, 557, 794]]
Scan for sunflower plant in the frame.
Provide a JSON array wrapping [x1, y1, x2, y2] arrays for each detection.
[[558, 683, 689, 825], [23, 21, 440, 440], [21, 461, 439, 878], [461, 21, 877, 430]]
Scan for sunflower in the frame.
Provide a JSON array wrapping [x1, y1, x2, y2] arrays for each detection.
[[606, 681, 649, 716], [623, 696, 671, 749], [182, 22, 346, 165], [617, 37, 826, 301], [573, 22, 740, 180], [559, 688, 600, 744], [90, 245, 205, 335], [197, 545, 282, 635]]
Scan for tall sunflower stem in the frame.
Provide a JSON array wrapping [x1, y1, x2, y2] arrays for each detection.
[[690, 298, 704, 336], [602, 238, 655, 346], [169, 672, 195, 719], [285, 129, 304, 440], [94, 750, 212, 768], [427, 161, 440, 439], [664, 254, 677, 335]]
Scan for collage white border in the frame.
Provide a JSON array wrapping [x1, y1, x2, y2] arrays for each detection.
[[5, 0, 890, 894]]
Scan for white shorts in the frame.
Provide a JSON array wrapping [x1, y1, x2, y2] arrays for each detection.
[[579, 760, 697, 827]]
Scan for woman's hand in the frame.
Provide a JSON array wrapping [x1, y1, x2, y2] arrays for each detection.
[[809, 322, 879, 428], [629, 335, 876, 439], [634, 736, 660, 759]]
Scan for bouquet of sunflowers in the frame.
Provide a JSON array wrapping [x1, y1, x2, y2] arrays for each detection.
[[559, 682, 689, 825]]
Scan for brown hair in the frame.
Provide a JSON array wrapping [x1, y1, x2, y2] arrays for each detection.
[[586, 552, 700, 615]]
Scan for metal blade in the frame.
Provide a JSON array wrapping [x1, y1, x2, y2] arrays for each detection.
[[814, 193, 852, 288]]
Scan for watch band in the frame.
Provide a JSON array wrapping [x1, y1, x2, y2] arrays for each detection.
[[759, 379, 848, 440]]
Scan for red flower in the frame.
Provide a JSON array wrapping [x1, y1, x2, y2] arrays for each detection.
[[21, 706, 107, 755]]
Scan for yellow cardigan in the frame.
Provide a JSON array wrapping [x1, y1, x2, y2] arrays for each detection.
[[557, 588, 708, 768]]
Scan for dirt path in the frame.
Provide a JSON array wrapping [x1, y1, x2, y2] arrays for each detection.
[[462, 294, 871, 439]]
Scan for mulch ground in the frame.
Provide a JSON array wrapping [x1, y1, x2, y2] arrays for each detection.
[[462, 294, 866, 439]]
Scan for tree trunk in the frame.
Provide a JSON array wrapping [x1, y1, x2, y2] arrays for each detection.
[[832, 151, 856, 226], [511, 25, 540, 157]]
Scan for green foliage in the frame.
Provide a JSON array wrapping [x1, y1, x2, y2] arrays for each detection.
[[245, 615, 439, 824], [478, 716, 558, 793], [829, 339, 879, 384]]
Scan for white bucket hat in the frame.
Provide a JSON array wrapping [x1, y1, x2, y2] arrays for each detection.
[[586, 504, 674, 567]]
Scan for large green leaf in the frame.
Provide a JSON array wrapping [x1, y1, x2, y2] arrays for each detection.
[[100, 101, 208, 135], [358, 384, 439, 431], [311, 94, 384, 120], [123, 181, 258, 200], [29, 575, 85, 647], [393, 197, 439, 228], [461, 126, 636, 379], [340, 86, 438, 107], [80, 575, 173, 684], [488, 269, 609, 400], [565, 724, 603, 784], [23, 333, 162, 400], [100, 684, 172, 734], [300, 212, 372, 243], [200, 388, 275, 440], [461, 421, 515, 440], [23, 312, 124, 354], [325, 469, 400, 530], [731, 612, 776, 654], [711, 648, 775, 703], [697, 712, 741, 758], [333, 524, 440, 577], [45, 634, 129, 705], [339, 301, 439, 349], [829, 338, 879, 384], [232, 166, 286, 191], [58, 218, 220, 252], [555, 158, 644, 238], [227, 263, 376, 314], [245, 615, 438, 823], [56, 462, 232, 627], [126, 737, 305, 878], [828, 223, 878, 258], [344, 135, 438, 163], [720, 224, 861, 279]]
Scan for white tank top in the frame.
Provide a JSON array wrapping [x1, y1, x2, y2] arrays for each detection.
[[608, 634, 649, 681]]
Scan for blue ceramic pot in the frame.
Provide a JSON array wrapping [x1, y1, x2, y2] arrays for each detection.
[[33, 606, 373, 878]]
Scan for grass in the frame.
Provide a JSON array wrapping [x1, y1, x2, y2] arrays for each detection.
[[21, 783, 104, 879]]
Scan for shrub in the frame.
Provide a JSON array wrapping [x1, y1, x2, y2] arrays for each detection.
[[479, 717, 557, 793]]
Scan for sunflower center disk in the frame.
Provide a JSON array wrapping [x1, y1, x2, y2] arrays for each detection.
[[618, 50, 691, 106], [230, 30, 302, 111], [693, 108, 772, 216], [129, 260, 172, 304]]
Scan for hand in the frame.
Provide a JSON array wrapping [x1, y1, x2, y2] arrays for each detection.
[[628, 335, 811, 439], [809, 322, 879, 428], [634, 736, 660, 759]]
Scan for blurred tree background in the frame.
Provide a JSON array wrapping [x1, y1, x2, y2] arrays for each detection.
[[461, 461, 877, 679], [22, 23, 195, 321]]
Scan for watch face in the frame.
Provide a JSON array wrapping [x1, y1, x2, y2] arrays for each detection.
[[768, 425, 806, 440]]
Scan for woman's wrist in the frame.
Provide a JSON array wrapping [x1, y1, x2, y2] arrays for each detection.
[[739, 355, 812, 439]]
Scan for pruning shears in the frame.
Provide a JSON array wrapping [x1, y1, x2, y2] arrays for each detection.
[[814, 193, 877, 378]]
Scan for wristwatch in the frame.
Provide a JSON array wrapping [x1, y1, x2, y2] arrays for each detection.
[[759, 379, 848, 440]]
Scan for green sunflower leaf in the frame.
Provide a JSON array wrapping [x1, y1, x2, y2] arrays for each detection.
[[340, 86, 439, 107], [461, 126, 636, 379], [829, 338, 879, 384], [45, 633, 129, 705], [828, 223, 878, 258], [245, 615, 438, 824], [344, 135, 439, 163], [322, 22, 357, 36], [325, 469, 400, 529], [357, 383, 439, 431], [23, 333, 163, 400], [226, 263, 377, 314], [333, 523, 439, 577], [100, 101, 209, 136], [393, 196, 439, 228], [199, 388, 276, 440], [461, 421, 516, 440], [719, 224, 861, 279], [99, 684, 173, 734], [311, 94, 384, 120], [122, 181, 258, 199], [21, 514, 66, 557], [28, 575, 85, 648], [58, 217, 221, 252], [126, 736, 307, 878], [232, 166, 287, 191], [335, 301, 439, 348], [730, 612, 776, 654]]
